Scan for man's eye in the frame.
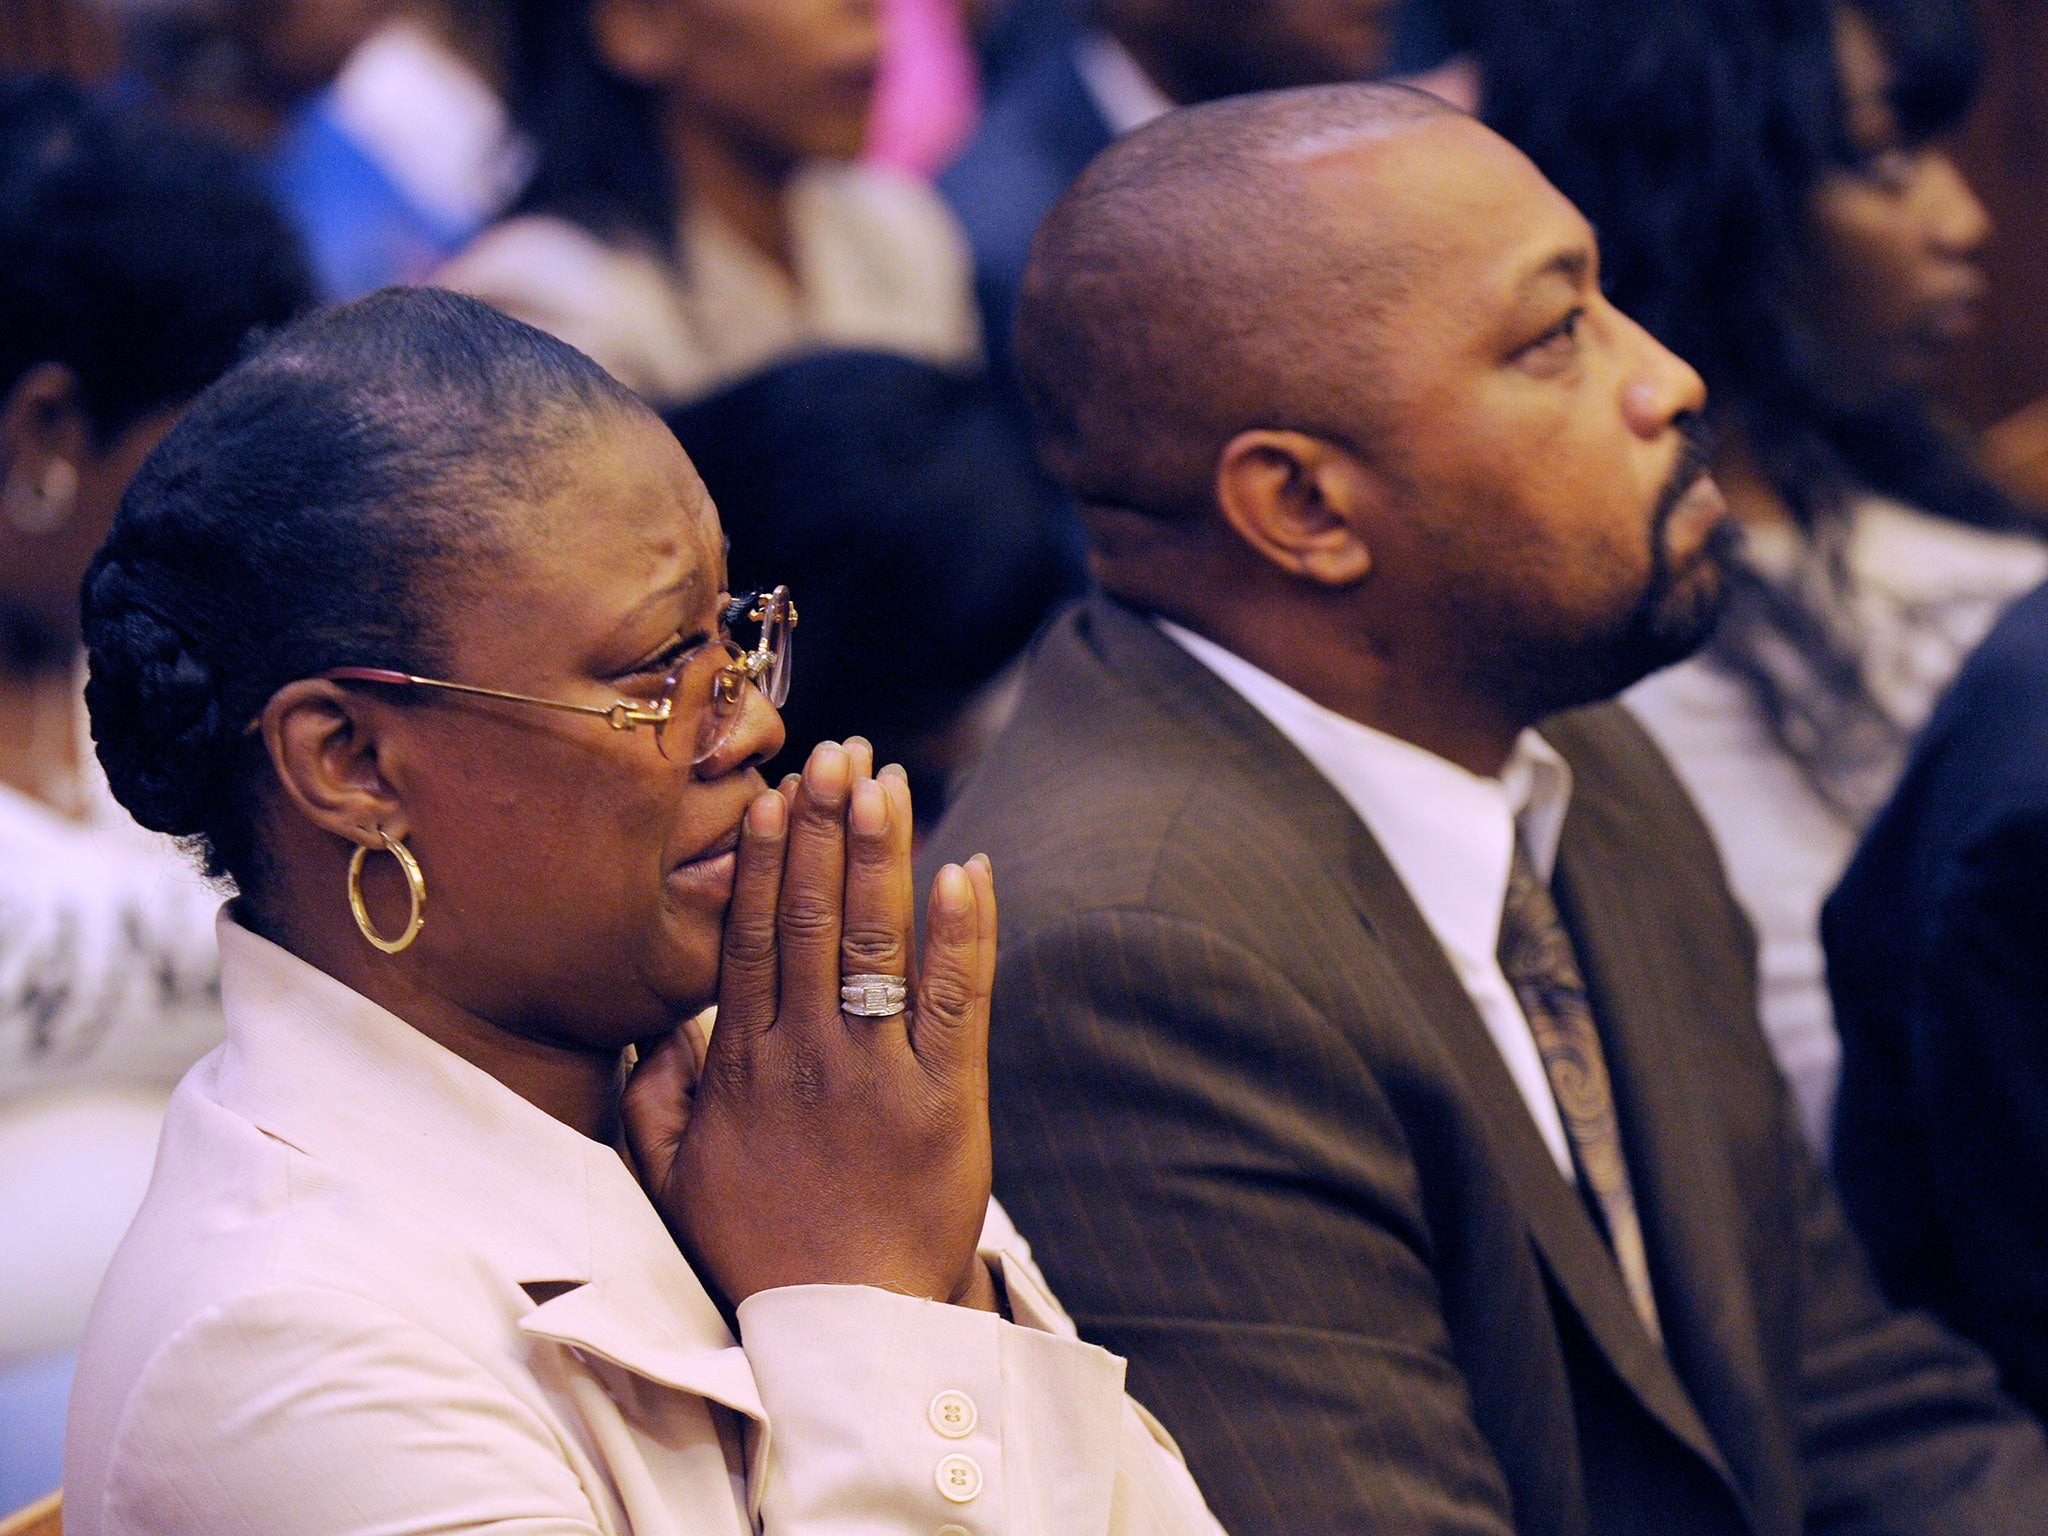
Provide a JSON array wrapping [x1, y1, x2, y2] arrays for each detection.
[[1519, 309, 1584, 373]]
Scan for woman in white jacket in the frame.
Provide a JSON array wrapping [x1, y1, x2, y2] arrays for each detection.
[[63, 286, 1223, 1536]]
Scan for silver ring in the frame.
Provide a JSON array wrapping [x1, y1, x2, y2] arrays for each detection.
[[840, 972, 909, 1017]]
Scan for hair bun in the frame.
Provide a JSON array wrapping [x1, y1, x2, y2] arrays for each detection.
[[83, 561, 230, 839]]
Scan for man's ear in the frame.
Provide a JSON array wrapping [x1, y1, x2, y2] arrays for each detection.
[[1214, 430, 1379, 587], [260, 680, 412, 849], [590, 0, 682, 85]]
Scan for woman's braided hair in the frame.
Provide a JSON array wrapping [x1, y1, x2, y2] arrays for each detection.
[[83, 286, 640, 895]]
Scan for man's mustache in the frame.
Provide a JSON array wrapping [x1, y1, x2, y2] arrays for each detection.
[[1653, 415, 1715, 531]]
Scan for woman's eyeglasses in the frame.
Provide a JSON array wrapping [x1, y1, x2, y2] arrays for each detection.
[[312, 586, 795, 767]]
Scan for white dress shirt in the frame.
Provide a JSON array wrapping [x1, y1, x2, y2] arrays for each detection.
[[1072, 33, 1177, 137], [1160, 621, 1578, 1177], [64, 916, 1223, 1536]]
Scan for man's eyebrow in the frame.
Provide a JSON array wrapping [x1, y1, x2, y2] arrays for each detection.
[[1517, 246, 1593, 298]]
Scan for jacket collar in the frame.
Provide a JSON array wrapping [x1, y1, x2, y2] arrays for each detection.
[[212, 915, 766, 1435]]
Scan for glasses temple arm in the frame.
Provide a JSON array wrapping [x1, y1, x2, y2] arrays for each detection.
[[322, 669, 667, 725]]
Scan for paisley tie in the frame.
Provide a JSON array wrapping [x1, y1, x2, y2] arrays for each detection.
[[1497, 836, 1663, 1344]]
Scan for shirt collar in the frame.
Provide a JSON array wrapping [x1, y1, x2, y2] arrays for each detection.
[[210, 914, 766, 1426], [1073, 31, 1178, 137], [1156, 618, 1574, 948]]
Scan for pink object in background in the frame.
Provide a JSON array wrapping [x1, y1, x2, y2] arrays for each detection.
[[865, 0, 980, 179]]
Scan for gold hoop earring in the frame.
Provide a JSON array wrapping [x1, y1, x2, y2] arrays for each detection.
[[347, 831, 426, 955]]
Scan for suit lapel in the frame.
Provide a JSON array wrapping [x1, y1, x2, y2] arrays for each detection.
[[1082, 602, 1739, 1492], [1555, 784, 1768, 1512], [1351, 824, 1738, 1493]]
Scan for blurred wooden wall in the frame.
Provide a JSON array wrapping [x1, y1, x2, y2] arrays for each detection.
[[1940, 0, 2048, 429]]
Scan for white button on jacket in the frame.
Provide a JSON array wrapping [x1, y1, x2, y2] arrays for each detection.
[[928, 1391, 977, 1438], [934, 1455, 983, 1504], [63, 917, 1226, 1536]]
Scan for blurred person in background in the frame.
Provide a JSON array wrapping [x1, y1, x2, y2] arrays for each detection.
[[864, 0, 980, 179], [667, 351, 1082, 822], [0, 75, 312, 1507], [439, 0, 980, 409], [0, 0, 122, 85], [257, 0, 531, 301], [940, 0, 1399, 386], [1822, 570, 2048, 1425], [120, 0, 530, 301], [1476, 0, 2048, 1153]]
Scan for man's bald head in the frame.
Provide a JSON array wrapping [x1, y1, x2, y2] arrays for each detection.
[[1016, 83, 1461, 527], [1017, 81, 1728, 758]]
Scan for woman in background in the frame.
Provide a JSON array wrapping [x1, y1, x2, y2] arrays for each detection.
[[0, 75, 311, 1506], [439, 0, 980, 407], [1477, 0, 2048, 1152]]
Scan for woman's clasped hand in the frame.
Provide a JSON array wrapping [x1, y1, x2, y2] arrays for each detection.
[[625, 738, 1000, 1314]]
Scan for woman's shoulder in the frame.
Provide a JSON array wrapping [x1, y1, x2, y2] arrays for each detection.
[[435, 215, 703, 400], [66, 1272, 595, 1535], [66, 1076, 558, 1524], [787, 162, 982, 367], [795, 160, 965, 239], [1846, 492, 2048, 598], [436, 213, 638, 306], [81, 1071, 528, 1372]]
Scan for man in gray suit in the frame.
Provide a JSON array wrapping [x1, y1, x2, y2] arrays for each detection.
[[922, 85, 2048, 1534]]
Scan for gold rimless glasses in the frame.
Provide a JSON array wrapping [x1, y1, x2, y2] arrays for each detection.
[[302, 586, 795, 767]]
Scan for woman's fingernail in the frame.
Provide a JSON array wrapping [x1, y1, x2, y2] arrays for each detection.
[[747, 792, 785, 836], [880, 761, 908, 784], [851, 778, 887, 836], [969, 852, 992, 874], [936, 863, 972, 916], [810, 743, 850, 797]]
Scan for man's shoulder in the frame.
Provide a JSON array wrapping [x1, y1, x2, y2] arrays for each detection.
[[926, 602, 1340, 931]]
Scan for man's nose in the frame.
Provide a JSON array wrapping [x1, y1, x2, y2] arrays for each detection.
[[1616, 307, 1707, 440]]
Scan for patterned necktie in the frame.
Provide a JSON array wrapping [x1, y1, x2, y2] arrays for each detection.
[[1497, 836, 1664, 1345]]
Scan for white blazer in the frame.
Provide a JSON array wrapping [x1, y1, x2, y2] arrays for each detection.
[[64, 917, 1224, 1536]]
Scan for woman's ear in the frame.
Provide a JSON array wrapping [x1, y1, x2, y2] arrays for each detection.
[[1214, 429, 1379, 587], [1, 362, 90, 536], [260, 680, 412, 847]]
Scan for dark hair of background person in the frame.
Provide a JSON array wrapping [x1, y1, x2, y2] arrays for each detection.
[[0, 74, 314, 452], [500, 0, 675, 249], [1475, 0, 2020, 533], [666, 350, 1085, 816], [81, 287, 642, 902]]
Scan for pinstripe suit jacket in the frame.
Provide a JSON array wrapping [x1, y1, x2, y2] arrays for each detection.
[[923, 596, 2048, 1536]]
